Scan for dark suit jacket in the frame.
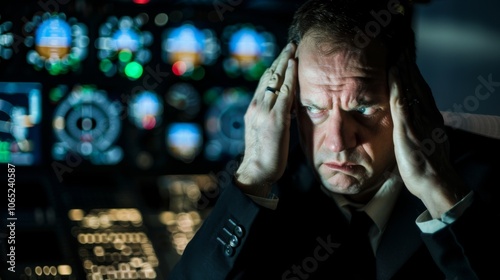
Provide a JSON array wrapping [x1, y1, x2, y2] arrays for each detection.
[[169, 127, 500, 279]]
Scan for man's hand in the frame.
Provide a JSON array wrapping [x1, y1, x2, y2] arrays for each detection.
[[235, 43, 297, 198], [389, 51, 468, 219]]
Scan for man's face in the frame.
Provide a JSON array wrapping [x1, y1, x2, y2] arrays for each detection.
[[296, 34, 396, 200]]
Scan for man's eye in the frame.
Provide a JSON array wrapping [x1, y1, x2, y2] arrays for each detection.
[[356, 106, 378, 115], [305, 106, 322, 114]]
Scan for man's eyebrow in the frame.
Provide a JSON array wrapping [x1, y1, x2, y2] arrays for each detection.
[[355, 98, 379, 108], [299, 99, 324, 107], [355, 91, 386, 107]]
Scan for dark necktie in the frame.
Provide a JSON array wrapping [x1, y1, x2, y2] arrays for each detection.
[[343, 209, 376, 279]]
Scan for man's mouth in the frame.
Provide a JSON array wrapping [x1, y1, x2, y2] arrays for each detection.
[[323, 162, 358, 174]]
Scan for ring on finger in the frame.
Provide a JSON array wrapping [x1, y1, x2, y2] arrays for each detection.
[[265, 86, 279, 95]]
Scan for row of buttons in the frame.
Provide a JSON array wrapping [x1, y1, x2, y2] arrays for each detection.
[[216, 218, 244, 257]]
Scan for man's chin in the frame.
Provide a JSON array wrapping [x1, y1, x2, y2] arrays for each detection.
[[320, 173, 363, 195]]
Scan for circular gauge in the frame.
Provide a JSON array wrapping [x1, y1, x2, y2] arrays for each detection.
[[24, 13, 89, 75], [222, 24, 277, 80], [96, 14, 153, 80], [204, 87, 251, 161], [52, 85, 123, 165], [128, 90, 163, 130], [162, 23, 220, 80], [165, 83, 201, 120], [0, 20, 14, 61]]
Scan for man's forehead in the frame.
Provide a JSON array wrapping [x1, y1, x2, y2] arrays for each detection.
[[296, 32, 388, 71], [297, 50, 386, 85]]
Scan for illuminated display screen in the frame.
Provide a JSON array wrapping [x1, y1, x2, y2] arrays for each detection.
[[52, 85, 123, 165], [162, 23, 220, 80], [129, 90, 163, 130], [24, 13, 89, 75], [166, 122, 203, 163], [222, 24, 277, 80], [204, 87, 251, 161], [96, 14, 153, 80], [0, 82, 42, 166], [0, 20, 14, 62]]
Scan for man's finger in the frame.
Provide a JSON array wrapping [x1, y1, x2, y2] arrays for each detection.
[[255, 43, 295, 103], [275, 58, 297, 115], [389, 67, 410, 136], [389, 66, 420, 145], [262, 43, 295, 109], [273, 43, 294, 80]]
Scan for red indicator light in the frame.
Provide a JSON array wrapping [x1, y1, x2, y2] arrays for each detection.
[[172, 61, 187, 76], [133, 0, 150, 4]]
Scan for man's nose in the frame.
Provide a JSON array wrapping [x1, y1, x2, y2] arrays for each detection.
[[324, 110, 357, 153]]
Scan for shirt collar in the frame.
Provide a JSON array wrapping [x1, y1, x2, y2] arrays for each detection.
[[325, 167, 403, 234]]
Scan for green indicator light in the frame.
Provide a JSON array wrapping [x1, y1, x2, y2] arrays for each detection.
[[192, 66, 205, 81], [49, 88, 64, 103], [100, 59, 113, 73], [203, 88, 219, 105], [49, 63, 63, 76], [247, 63, 266, 81], [0, 141, 10, 162], [0, 141, 8, 151], [0, 152, 9, 163], [118, 50, 133, 63], [125, 62, 143, 80]]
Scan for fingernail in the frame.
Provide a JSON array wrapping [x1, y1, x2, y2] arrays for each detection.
[[285, 43, 291, 51]]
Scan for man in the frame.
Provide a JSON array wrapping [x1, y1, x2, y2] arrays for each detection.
[[169, 0, 500, 279]]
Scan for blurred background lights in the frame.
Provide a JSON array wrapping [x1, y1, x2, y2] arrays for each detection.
[[166, 122, 202, 163], [204, 87, 251, 161], [223, 24, 277, 81], [0, 18, 14, 61], [129, 90, 163, 130], [154, 13, 169, 27], [95, 14, 153, 80], [162, 23, 220, 80], [158, 174, 216, 255], [36, 18, 71, 58], [165, 83, 201, 121], [52, 85, 123, 165], [0, 82, 42, 165], [172, 60, 187, 76], [24, 13, 89, 75]]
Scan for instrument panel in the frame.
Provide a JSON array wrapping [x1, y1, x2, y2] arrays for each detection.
[[0, 1, 297, 279], [0, 0, 294, 175]]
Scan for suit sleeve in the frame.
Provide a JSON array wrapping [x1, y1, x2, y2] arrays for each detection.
[[421, 196, 499, 280], [168, 182, 263, 280], [420, 129, 500, 279]]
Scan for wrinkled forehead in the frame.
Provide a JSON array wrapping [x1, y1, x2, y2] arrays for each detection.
[[296, 30, 388, 71]]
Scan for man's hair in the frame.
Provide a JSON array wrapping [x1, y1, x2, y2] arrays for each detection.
[[288, 0, 415, 67]]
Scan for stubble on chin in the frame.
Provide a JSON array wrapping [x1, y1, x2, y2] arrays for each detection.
[[319, 168, 366, 195]]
